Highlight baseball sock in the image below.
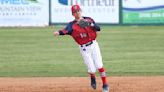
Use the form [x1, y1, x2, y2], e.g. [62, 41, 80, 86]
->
[89, 73, 96, 84]
[89, 73, 96, 78]
[98, 67, 107, 85]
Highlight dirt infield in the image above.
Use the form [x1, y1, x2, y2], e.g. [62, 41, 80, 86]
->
[0, 76, 164, 92]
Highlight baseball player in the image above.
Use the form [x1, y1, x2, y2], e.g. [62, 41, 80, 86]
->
[53, 5, 109, 92]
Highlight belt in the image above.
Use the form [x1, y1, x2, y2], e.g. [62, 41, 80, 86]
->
[81, 41, 93, 47]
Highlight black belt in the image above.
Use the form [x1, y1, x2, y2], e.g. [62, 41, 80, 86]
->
[81, 41, 93, 47]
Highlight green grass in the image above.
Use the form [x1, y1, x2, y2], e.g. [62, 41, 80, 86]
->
[0, 26, 164, 77]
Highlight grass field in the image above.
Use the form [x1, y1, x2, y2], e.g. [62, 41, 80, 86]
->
[0, 26, 164, 77]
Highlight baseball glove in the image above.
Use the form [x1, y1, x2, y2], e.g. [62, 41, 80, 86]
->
[78, 19, 91, 28]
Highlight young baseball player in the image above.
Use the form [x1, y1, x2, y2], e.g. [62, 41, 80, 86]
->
[53, 5, 109, 92]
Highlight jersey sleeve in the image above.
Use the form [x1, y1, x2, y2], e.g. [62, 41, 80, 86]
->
[84, 17, 101, 31]
[58, 22, 73, 35]
[90, 18, 101, 31]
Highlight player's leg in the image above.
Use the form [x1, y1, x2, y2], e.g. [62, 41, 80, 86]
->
[79, 46, 96, 73]
[79, 46, 97, 89]
[89, 73, 96, 89]
[91, 40, 109, 91]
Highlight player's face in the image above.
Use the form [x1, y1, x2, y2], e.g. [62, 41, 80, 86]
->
[72, 10, 82, 19]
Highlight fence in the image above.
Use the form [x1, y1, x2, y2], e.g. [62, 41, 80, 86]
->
[0, 0, 164, 27]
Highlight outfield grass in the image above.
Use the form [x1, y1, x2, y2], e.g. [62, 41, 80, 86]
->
[0, 26, 164, 77]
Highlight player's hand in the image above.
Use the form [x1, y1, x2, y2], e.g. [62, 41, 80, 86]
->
[85, 19, 94, 27]
[53, 31, 59, 36]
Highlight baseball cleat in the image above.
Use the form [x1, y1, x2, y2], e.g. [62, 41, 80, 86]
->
[91, 77, 96, 89]
[102, 84, 109, 92]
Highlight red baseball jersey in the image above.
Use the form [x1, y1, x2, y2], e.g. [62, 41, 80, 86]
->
[58, 17, 100, 45]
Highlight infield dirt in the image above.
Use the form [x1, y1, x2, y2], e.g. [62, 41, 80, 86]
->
[0, 77, 164, 92]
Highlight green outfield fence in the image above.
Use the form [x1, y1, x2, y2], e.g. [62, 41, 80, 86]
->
[0, 0, 164, 26]
[49, 0, 164, 25]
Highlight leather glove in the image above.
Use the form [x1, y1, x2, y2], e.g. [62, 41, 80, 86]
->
[78, 19, 91, 28]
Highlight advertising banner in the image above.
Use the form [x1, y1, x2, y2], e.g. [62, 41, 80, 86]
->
[51, 0, 119, 24]
[123, 0, 164, 24]
[0, 0, 49, 27]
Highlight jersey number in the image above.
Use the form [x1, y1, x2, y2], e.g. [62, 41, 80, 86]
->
[80, 33, 87, 38]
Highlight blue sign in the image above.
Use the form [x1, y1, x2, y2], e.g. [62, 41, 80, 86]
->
[58, 0, 68, 5]
[0, 0, 29, 5]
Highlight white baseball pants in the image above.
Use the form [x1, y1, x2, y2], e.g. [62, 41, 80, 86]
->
[79, 40, 103, 73]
